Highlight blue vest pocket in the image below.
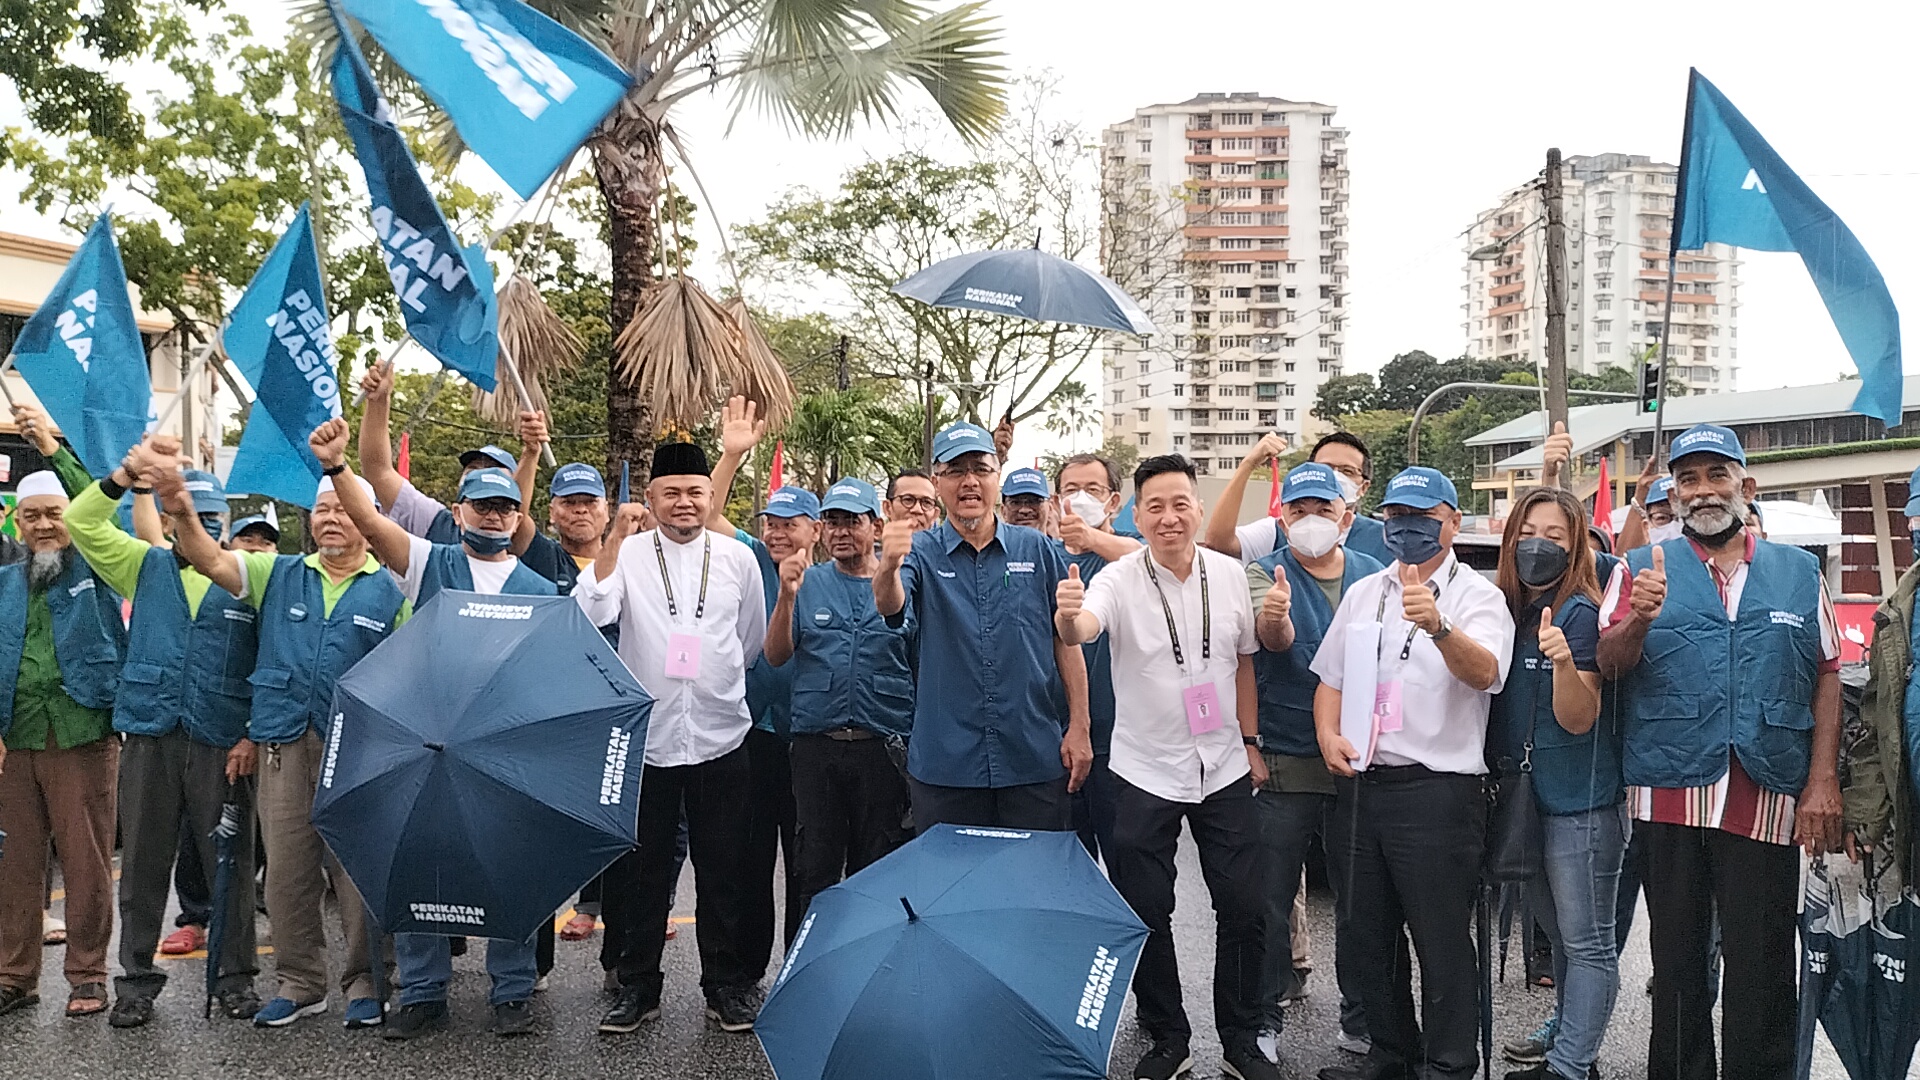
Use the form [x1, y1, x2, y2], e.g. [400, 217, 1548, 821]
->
[1761, 700, 1814, 730]
[120, 663, 165, 685]
[873, 674, 915, 703]
[249, 667, 293, 690]
[794, 669, 833, 692]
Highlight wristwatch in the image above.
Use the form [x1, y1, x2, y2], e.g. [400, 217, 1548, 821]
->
[1428, 615, 1454, 642]
[1242, 734, 1263, 749]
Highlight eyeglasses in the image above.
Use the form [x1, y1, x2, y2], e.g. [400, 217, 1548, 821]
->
[936, 462, 999, 479]
[465, 501, 518, 521]
[889, 495, 939, 509]
[1058, 485, 1110, 499]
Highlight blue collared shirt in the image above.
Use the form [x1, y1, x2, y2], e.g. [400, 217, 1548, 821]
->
[1052, 543, 1116, 756]
[888, 520, 1070, 787]
[789, 563, 915, 738]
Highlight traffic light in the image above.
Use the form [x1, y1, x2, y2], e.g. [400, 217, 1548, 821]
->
[1638, 362, 1662, 414]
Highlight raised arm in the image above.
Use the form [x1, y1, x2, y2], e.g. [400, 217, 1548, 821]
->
[1254, 564, 1296, 652]
[1597, 548, 1663, 679]
[874, 517, 912, 618]
[312, 418, 414, 575]
[509, 409, 545, 555]
[764, 553, 806, 666]
[706, 395, 768, 533]
[146, 448, 243, 597]
[1053, 564, 1101, 645]
[1204, 432, 1287, 557]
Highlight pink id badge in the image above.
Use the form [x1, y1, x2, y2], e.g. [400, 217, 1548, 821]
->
[665, 633, 703, 680]
[1182, 682, 1224, 736]
[1373, 680, 1404, 734]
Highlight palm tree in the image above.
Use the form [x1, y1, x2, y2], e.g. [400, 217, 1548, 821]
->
[298, 0, 1006, 479]
[1042, 378, 1098, 452]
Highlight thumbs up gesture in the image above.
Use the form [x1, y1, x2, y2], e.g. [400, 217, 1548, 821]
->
[1537, 606, 1573, 667]
[1056, 563, 1085, 617]
[1630, 544, 1668, 622]
[879, 517, 914, 570]
[1262, 567, 1292, 621]
[1400, 563, 1441, 635]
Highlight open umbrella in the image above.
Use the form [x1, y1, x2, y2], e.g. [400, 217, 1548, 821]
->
[892, 247, 1157, 337]
[202, 793, 243, 1020]
[312, 592, 651, 943]
[1796, 849, 1920, 1080]
[757, 825, 1149, 1080]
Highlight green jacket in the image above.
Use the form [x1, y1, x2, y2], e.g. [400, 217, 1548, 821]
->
[1851, 564, 1918, 878]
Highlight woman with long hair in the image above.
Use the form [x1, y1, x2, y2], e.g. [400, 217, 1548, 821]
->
[1488, 487, 1626, 1080]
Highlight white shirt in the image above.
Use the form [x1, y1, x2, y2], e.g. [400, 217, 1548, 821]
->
[1082, 544, 1259, 802]
[573, 528, 767, 767]
[1309, 552, 1515, 775]
[392, 534, 518, 603]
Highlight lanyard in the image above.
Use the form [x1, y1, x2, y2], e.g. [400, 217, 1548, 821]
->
[654, 531, 711, 620]
[1376, 561, 1460, 663]
[1143, 550, 1209, 670]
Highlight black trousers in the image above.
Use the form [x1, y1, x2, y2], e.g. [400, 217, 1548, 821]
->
[1105, 775, 1266, 1044]
[790, 734, 910, 921]
[908, 775, 1071, 831]
[1328, 767, 1485, 1080]
[741, 728, 800, 982]
[602, 743, 754, 997]
[1643, 822, 1798, 1080]
[1071, 753, 1118, 861]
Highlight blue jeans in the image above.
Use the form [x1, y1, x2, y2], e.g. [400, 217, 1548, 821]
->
[1531, 803, 1627, 1080]
[393, 932, 538, 1007]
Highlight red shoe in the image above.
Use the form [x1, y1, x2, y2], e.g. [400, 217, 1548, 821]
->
[665, 920, 678, 941]
[560, 913, 598, 941]
[159, 925, 206, 955]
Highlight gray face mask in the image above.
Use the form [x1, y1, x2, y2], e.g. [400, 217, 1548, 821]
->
[1648, 521, 1683, 544]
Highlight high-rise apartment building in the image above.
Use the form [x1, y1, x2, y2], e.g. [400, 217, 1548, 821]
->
[1099, 92, 1350, 475]
[1461, 152, 1741, 396]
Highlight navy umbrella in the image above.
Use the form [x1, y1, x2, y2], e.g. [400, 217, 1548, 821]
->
[312, 592, 650, 942]
[892, 247, 1157, 337]
[757, 825, 1149, 1080]
[203, 794, 243, 1020]
[1796, 850, 1920, 1080]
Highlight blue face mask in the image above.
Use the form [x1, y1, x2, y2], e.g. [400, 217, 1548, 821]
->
[462, 527, 513, 556]
[198, 513, 225, 541]
[1383, 513, 1445, 565]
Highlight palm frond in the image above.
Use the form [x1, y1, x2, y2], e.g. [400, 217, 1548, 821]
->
[722, 297, 796, 430]
[613, 277, 748, 433]
[474, 274, 587, 424]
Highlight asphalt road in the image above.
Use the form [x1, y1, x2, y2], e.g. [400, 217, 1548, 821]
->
[0, 835, 1902, 1080]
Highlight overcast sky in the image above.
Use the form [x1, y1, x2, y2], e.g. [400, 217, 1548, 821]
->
[4, 0, 1913, 406]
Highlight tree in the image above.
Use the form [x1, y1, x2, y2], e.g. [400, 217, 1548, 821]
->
[0, 0, 187, 163]
[1312, 373, 1377, 422]
[299, 0, 1010, 482]
[1042, 380, 1099, 451]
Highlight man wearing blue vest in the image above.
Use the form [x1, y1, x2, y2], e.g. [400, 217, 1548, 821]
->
[1596, 423, 1842, 1080]
[1246, 463, 1383, 1062]
[142, 435, 411, 1032]
[0, 467, 126, 1021]
[65, 456, 264, 1028]
[764, 478, 915, 920]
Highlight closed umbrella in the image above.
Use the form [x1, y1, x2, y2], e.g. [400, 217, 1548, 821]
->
[1796, 849, 1920, 1080]
[892, 247, 1157, 337]
[202, 793, 244, 1019]
[311, 592, 651, 943]
[757, 825, 1149, 1080]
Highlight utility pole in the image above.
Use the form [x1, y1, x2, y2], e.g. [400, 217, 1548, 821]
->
[831, 334, 850, 480]
[1542, 148, 1571, 490]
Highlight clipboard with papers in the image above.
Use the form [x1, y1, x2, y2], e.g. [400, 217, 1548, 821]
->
[1338, 621, 1382, 771]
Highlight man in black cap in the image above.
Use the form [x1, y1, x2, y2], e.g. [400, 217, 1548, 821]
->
[574, 439, 768, 1037]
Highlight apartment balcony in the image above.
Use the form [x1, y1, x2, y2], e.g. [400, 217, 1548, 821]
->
[1320, 156, 1341, 170]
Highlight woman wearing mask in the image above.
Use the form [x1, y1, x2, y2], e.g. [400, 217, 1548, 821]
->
[1489, 488, 1624, 1080]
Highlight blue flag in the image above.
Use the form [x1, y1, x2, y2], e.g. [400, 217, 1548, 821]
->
[339, 0, 632, 199]
[224, 206, 344, 508]
[1675, 69, 1903, 425]
[330, 7, 499, 391]
[9, 212, 152, 476]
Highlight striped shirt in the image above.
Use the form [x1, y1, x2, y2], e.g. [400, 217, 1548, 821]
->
[1599, 531, 1839, 846]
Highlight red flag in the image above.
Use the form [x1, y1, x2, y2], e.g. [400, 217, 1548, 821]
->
[396, 431, 411, 480]
[1267, 459, 1282, 517]
[767, 439, 784, 494]
[1594, 456, 1613, 541]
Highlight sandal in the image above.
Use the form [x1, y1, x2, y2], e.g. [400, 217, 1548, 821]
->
[0, 985, 40, 1016]
[67, 982, 108, 1017]
[560, 913, 598, 941]
[43, 914, 67, 947]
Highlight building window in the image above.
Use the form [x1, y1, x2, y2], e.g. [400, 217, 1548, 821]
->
[1137, 383, 1150, 400]
[1173, 285, 1186, 298]
[1136, 432, 1150, 446]
[1171, 409, 1186, 421]
[1138, 360, 1151, 375]
[1173, 434, 1186, 446]
[1111, 389, 1124, 404]
[1596, 296, 1612, 311]
[1596, 320, 1612, 333]
[1258, 409, 1276, 425]
[1136, 409, 1150, 422]
[1194, 459, 1211, 476]
[1173, 384, 1185, 397]
[1138, 140, 1151, 152]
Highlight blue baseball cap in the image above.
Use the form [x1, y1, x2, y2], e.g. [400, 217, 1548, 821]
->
[1906, 466, 1920, 517]
[1645, 476, 1674, 507]
[232, 514, 279, 542]
[457, 467, 523, 505]
[932, 422, 997, 464]
[179, 469, 228, 515]
[821, 478, 883, 516]
[1667, 423, 1745, 467]
[549, 462, 606, 499]
[1379, 466, 1459, 510]
[1281, 463, 1344, 505]
[759, 486, 821, 519]
[459, 444, 517, 472]
[1002, 468, 1049, 499]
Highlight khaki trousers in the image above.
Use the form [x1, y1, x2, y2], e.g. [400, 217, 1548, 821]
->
[257, 729, 375, 1003]
[0, 736, 118, 991]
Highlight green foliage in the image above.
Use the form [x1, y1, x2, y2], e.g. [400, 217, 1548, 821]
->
[1311, 373, 1377, 423]
[0, 0, 184, 163]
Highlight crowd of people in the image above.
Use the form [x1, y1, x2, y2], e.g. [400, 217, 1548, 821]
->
[0, 369, 1907, 1080]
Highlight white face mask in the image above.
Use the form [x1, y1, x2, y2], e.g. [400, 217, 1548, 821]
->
[1335, 474, 1361, 504]
[1286, 514, 1341, 559]
[1648, 521, 1684, 544]
[1065, 491, 1108, 529]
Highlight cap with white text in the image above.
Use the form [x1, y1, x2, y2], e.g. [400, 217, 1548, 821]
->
[1378, 466, 1459, 511]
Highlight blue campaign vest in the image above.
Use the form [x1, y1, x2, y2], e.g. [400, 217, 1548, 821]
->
[425, 507, 461, 545]
[1620, 537, 1823, 794]
[1251, 544, 1384, 756]
[789, 563, 915, 738]
[414, 543, 556, 610]
[0, 554, 127, 723]
[1487, 595, 1622, 815]
[114, 547, 260, 747]
[249, 557, 407, 743]
[1344, 515, 1393, 567]
[741, 534, 794, 738]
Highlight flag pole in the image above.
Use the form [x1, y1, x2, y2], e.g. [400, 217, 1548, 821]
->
[1653, 69, 1701, 471]
[0, 354, 17, 408]
[499, 345, 556, 467]
[151, 342, 215, 433]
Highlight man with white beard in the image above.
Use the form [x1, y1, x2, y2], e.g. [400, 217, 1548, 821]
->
[1596, 423, 1842, 1080]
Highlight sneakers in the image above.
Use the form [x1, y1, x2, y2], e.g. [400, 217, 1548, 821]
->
[253, 996, 328, 1027]
[107, 996, 155, 1029]
[598, 986, 660, 1034]
[1333, 1029, 1372, 1056]
[1502, 1065, 1592, 1080]
[491, 1000, 534, 1037]
[159, 925, 206, 956]
[1503, 1015, 1559, 1064]
[381, 1000, 449, 1040]
[1222, 1035, 1283, 1080]
[1255, 1028, 1280, 1064]
[215, 985, 263, 1020]
[704, 985, 758, 1032]
[532, 975, 550, 993]
[1133, 1039, 1193, 1080]
[343, 998, 384, 1028]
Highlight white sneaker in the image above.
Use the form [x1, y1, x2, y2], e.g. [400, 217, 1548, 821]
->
[42, 913, 66, 946]
[1255, 1028, 1280, 1064]
[533, 975, 550, 993]
[1335, 1030, 1371, 1055]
